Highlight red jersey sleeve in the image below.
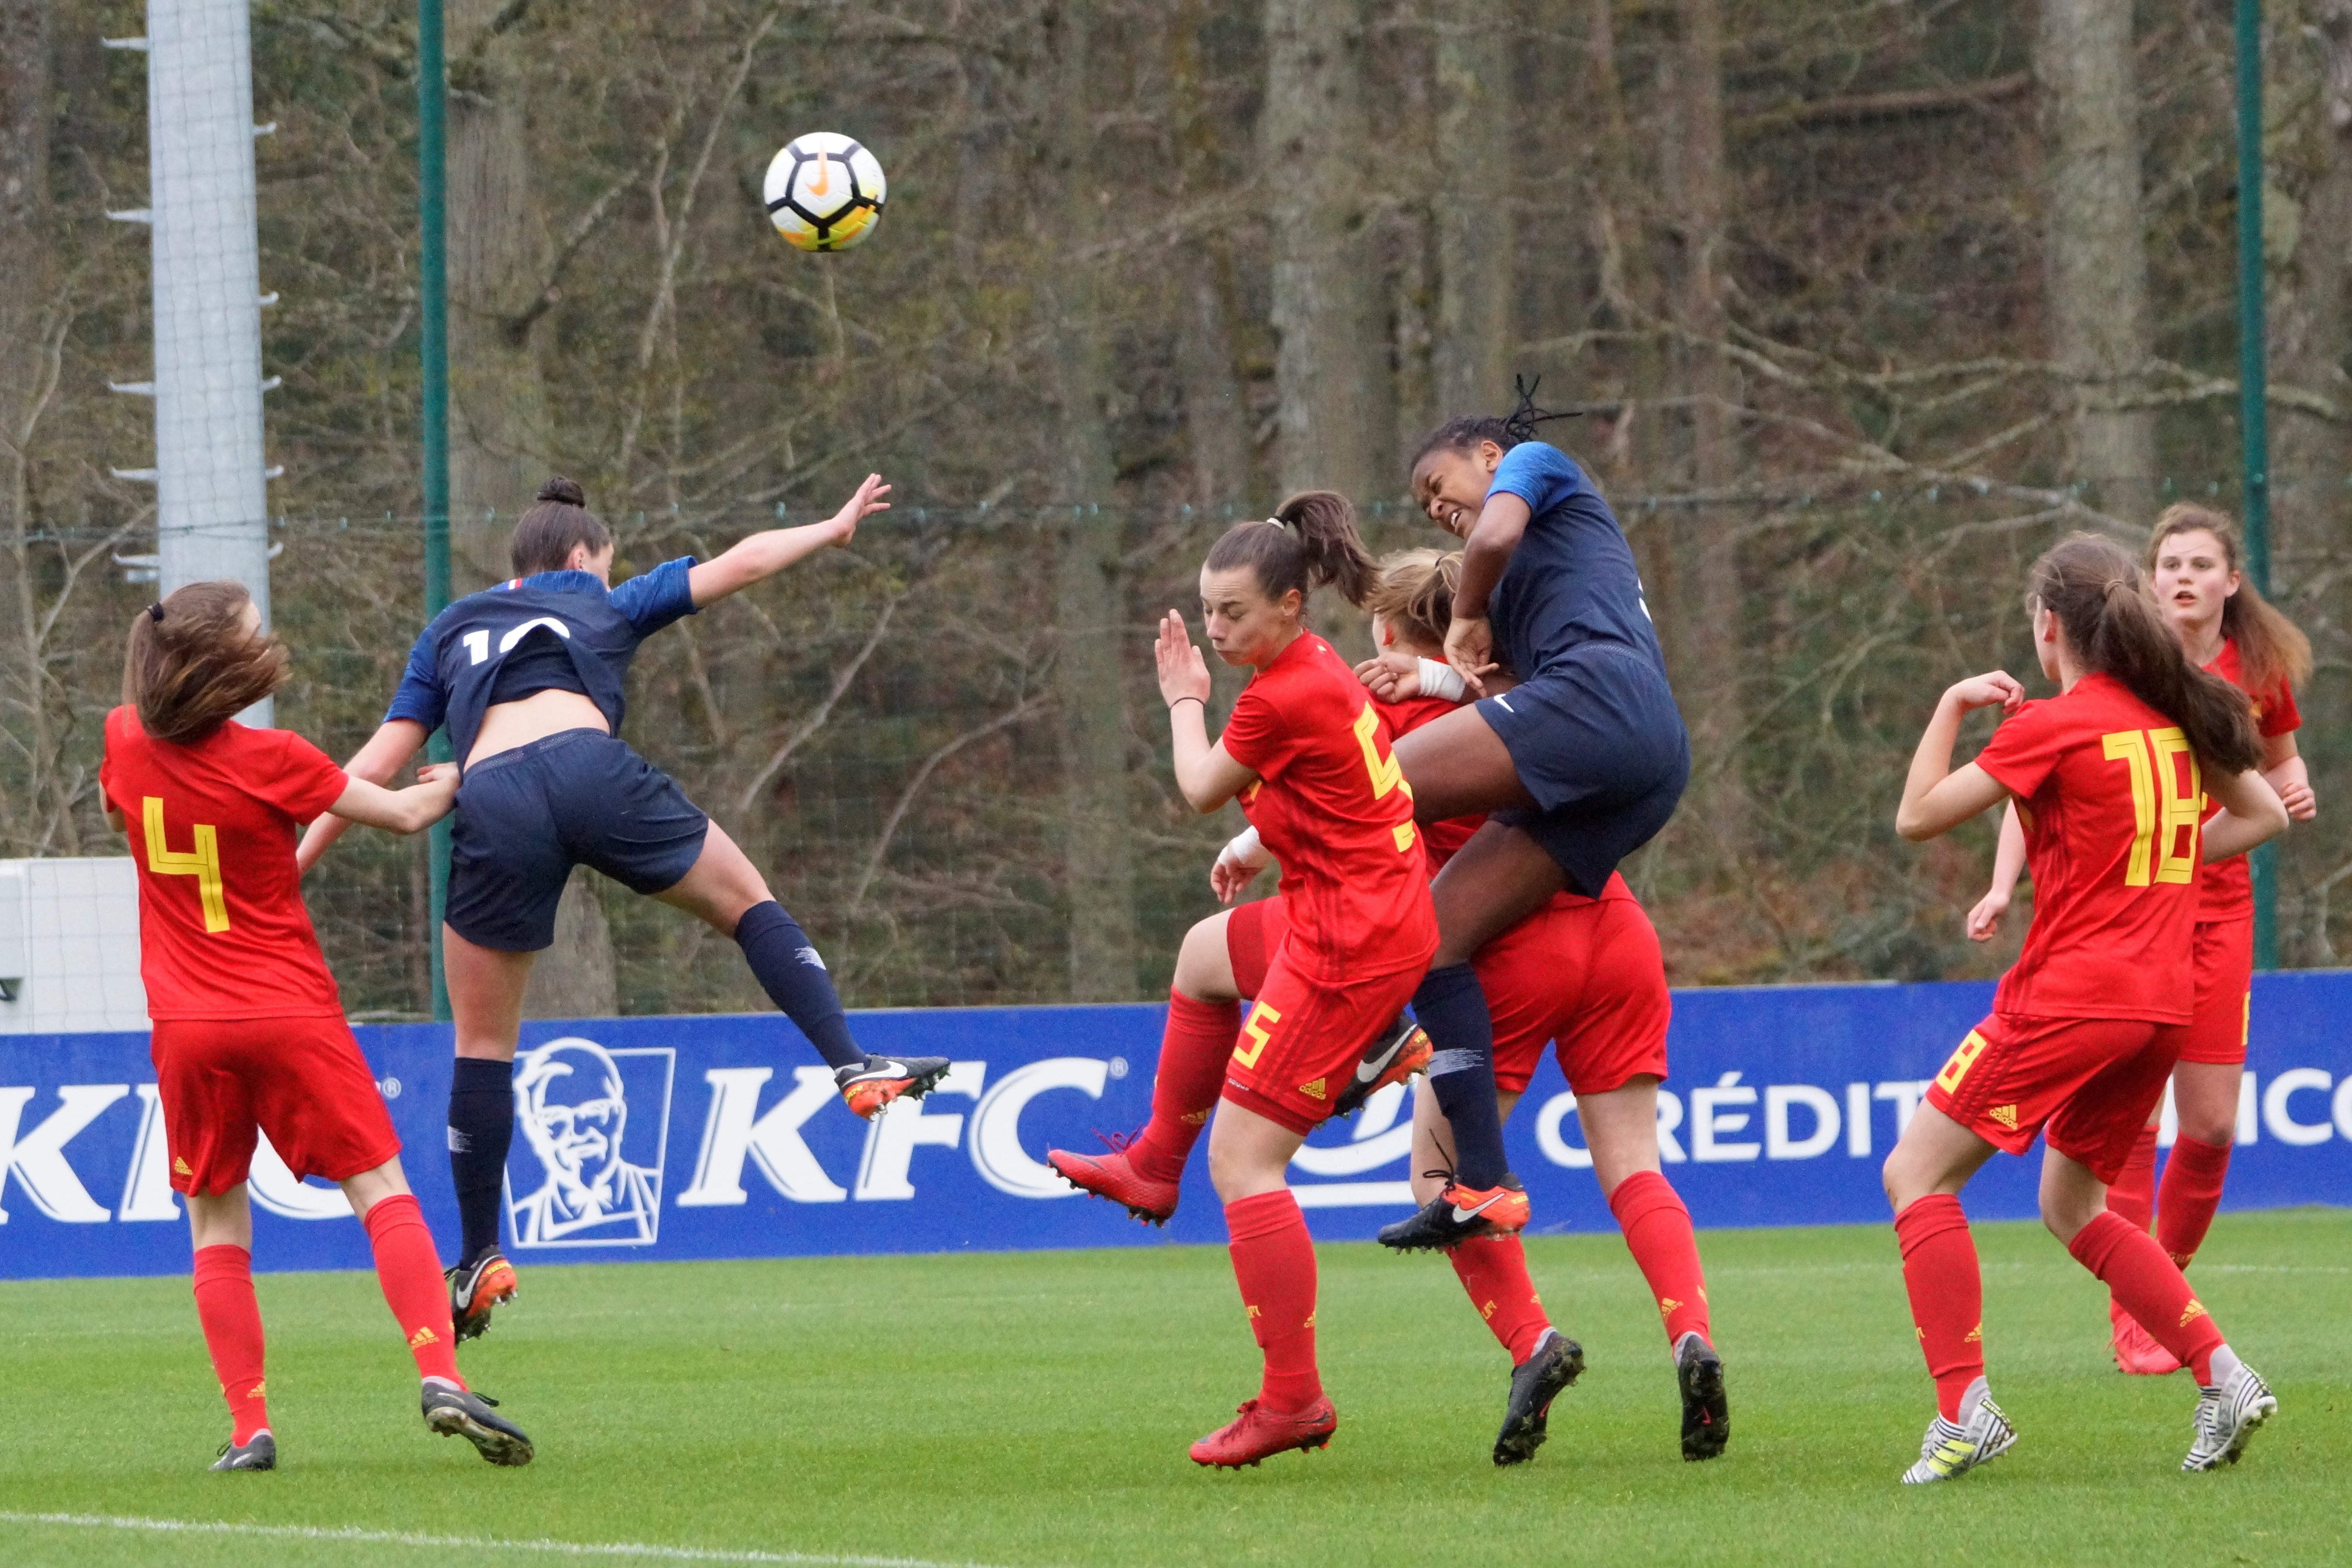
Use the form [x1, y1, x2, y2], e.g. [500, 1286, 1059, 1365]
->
[1972, 700, 2069, 803]
[99, 706, 128, 814]
[248, 728, 350, 822]
[2254, 676, 2300, 738]
[1218, 681, 1290, 776]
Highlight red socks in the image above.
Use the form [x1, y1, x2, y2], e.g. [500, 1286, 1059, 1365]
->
[363, 1193, 466, 1387]
[2105, 1124, 2157, 1232]
[2156, 1136, 2231, 1270]
[2068, 1209, 2225, 1382]
[192, 1245, 270, 1443]
[1224, 1190, 1321, 1412]
[1127, 992, 1239, 1184]
[1448, 1235, 1553, 1364]
[1608, 1170, 1711, 1348]
[1893, 1194, 1984, 1422]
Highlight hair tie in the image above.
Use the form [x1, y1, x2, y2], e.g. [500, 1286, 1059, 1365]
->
[147, 602, 165, 623]
[1265, 515, 1291, 533]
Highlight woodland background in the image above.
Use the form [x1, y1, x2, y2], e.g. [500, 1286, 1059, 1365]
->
[9, 0, 2352, 1020]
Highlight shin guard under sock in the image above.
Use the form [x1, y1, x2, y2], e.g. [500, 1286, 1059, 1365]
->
[1609, 1170, 1712, 1347]
[1414, 963, 1508, 1190]
[2068, 1210, 2225, 1382]
[192, 1245, 270, 1443]
[2155, 1136, 2232, 1270]
[363, 1193, 464, 1387]
[1894, 1194, 1984, 1422]
[1448, 1234, 1552, 1364]
[735, 900, 861, 1070]
[2105, 1124, 2158, 1233]
[1128, 991, 1241, 1184]
[448, 1056, 515, 1266]
[1225, 1190, 1322, 1412]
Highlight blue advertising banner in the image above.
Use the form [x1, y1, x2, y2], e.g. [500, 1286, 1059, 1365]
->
[2, 975, 2348, 1278]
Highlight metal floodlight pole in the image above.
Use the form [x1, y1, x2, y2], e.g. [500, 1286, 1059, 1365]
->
[419, 0, 454, 1022]
[2235, 0, 2279, 971]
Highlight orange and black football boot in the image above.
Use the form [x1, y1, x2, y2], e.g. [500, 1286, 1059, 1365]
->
[1376, 1173, 1531, 1251]
[835, 1055, 952, 1119]
[447, 1249, 518, 1342]
[1330, 1014, 1433, 1120]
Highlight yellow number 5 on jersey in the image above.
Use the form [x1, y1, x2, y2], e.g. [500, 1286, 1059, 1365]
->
[143, 797, 229, 932]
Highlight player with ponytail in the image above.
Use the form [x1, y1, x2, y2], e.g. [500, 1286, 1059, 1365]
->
[1887, 533, 2287, 1484]
[297, 473, 945, 1341]
[1359, 380, 1688, 1256]
[1109, 492, 1436, 1468]
[1967, 506, 2315, 1375]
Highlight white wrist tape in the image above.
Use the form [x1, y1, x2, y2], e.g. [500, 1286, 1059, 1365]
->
[1222, 825, 1265, 865]
[1417, 657, 1468, 703]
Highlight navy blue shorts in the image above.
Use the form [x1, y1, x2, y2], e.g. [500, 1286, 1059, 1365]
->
[445, 729, 710, 952]
[1476, 642, 1690, 897]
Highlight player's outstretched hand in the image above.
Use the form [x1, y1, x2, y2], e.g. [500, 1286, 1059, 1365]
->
[1944, 671, 2024, 716]
[1157, 610, 1211, 710]
[1355, 650, 1421, 702]
[825, 473, 891, 545]
[1443, 614, 1499, 697]
[1964, 888, 2008, 943]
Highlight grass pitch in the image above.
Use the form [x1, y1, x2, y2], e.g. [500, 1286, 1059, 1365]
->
[1, 1210, 2345, 1568]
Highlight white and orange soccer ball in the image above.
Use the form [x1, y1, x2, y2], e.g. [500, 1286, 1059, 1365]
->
[763, 133, 886, 253]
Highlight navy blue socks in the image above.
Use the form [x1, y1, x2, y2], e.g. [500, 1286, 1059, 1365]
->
[448, 1056, 515, 1265]
[1414, 962, 1510, 1191]
[735, 900, 862, 1070]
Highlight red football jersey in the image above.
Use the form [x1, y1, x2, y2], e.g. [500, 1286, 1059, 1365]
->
[1974, 672, 2201, 1023]
[1374, 691, 1630, 907]
[1221, 634, 1436, 982]
[2195, 637, 2298, 922]
[99, 707, 351, 1020]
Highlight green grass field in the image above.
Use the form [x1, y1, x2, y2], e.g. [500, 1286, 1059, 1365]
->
[1, 1211, 2345, 1568]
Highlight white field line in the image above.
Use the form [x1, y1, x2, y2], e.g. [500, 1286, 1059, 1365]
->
[0, 1512, 1040, 1568]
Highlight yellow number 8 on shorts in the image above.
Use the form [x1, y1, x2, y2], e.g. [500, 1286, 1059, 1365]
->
[1935, 1029, 1990, 1095]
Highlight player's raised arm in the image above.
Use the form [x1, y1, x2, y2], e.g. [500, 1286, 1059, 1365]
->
[686, 473, 890, 607]
[1895, 672, 2023, 841]
[1158, 610, 1257, 813]
[296, 718, 430, 874]
[325, 761, 460, 837]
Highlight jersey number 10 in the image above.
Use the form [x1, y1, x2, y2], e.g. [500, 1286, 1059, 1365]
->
[2101, 726, 2200, 889]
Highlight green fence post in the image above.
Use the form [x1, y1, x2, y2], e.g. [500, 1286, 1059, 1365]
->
[419, 0, 453, 1021]
[2236, 0, 2279, 971]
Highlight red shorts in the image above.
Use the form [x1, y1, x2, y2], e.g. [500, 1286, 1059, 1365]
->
[151, 1014, 402, 1197]
[1478, 898, 1670, 1095]
[2178, 916, 2254, 1067]
[1227, 893, 1668, 1099]
[1923, 1012, 2186, 1184]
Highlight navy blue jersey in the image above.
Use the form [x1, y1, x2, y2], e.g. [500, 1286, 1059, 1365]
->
[1483, 443, 1666, 682]
[385, 559, 698, 763]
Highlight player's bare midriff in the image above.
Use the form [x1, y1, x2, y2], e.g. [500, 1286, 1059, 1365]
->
[467, 687, 609, 769]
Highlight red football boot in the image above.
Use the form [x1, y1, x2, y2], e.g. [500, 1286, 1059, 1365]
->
[1047, 1145, 1180, 1226]
[2111, 1306, 2183, 1376]
[1189, 1397, 1338, 1468]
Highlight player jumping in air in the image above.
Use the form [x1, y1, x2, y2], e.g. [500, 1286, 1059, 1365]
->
[1968, 506, 2314, 1377]
[1051, 548, 1724, 1465]
[102, 582, 532, 1471]
[1889, 534, 2286, 1483]
[1370, 384, 1691, 1251]
[1145, 497, 1438, 1468]
[298, 475, 947, 1339]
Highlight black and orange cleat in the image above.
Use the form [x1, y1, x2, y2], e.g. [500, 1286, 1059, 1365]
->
[1676, 1331, 1729, 1461]
[1330, 1014, 1433, 1121]
[447, 1249, 518, 1343]
[1189, 1397, 1338, 1468]
[835, 1055, 952, 1120]
[1493, 1328, 1585, 1466]
[1376, 1174, 1531, 1252]
[1047, 1142, 1180, 1226]
[423, 1383, 534, 1467]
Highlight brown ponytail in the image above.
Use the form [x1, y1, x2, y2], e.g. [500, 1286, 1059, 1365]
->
[1202, 489, 1378, 608]
[2144, 503, 2312, 697]
[1363, 548, 1461, 654]
[509, 476, 612, 576]
[2028, 534, 2262, 776]
[121, 581, 290, 743]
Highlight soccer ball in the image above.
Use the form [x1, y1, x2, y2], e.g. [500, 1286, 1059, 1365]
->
[763, 133, 886, 253]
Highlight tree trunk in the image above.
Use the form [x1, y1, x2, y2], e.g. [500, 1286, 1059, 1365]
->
[0, 0, 55, 852]
[2037, 0, 2155, 518]
[1663, 0, 1747, 859]
[1046, 2, 1139, 1002]
[1171, 0, 1256, 512]
[520, 868, 620, 1018]
[1264, 0, 1392, 501]
[1433, 15, 1512, 417]
[2269, 2, 2352, 961]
